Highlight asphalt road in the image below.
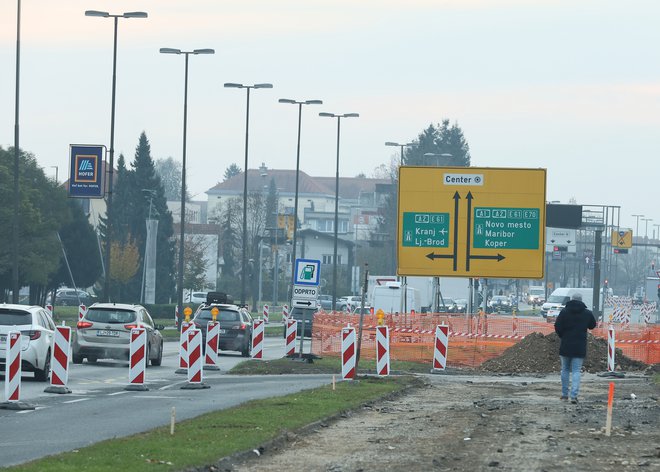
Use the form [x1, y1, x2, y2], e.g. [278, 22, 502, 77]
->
[0, 338, 329, 467]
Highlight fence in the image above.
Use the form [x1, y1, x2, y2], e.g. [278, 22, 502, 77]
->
[311, 311, 660, 368]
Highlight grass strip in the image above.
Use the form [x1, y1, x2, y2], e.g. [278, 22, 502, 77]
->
[229, 355, 431, 375]
[6, 376, 414, 472]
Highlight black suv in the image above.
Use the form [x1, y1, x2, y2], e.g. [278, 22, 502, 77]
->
[283, 307, 315, 338]
[191, 292, 253, 357]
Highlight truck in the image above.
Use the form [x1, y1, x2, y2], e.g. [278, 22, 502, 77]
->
[368, 276, 470, 313]
[371, 282, 420, 314]
[541, 287, 593, 322]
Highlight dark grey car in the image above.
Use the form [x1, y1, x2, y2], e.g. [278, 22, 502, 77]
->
[192, 305, 253, 357]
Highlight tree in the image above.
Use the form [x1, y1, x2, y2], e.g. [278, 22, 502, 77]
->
[218, 198, 240, 296]
[110, 238, 140, 301]
[154, 157, 182, 201]
[181, 234, 213, 291]
[223, 163, 242, 182]
[265, 178, 278, 228]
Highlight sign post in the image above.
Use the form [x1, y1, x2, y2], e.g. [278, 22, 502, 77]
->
[292, 258, 321, 358]
[398, 167, 546, 278]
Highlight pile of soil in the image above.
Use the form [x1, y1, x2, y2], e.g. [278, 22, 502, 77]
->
[480, 332, 648, 373]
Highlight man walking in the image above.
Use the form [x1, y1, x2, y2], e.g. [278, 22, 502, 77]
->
[554, 292, 596, 403]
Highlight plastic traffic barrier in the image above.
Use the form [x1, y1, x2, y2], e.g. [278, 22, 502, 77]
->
[0, 331, 34, 410]
[44, 326, 72, 394]
[181, 329, 209, 389]
[204, 321, 220, 370]
[285, 319, 298, 356]
[125, 328, 148, 391]
[608, 325, 616, 372]
[376, 325, 390, 376]
[341, 326, 356, 380]
[252, 319, 265, 359]
[282, 304, 289, 320]
[263, 304, 270, 324]
[432, 324, 449, 372]
[176, 321, 191, 374]
[78, 304, 86, 321]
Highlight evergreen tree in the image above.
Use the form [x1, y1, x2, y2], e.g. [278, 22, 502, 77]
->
[265, 178, 278, 228]
[223, 163, 242, 182]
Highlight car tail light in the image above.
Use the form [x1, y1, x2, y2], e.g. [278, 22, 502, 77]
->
[77, 321, 93, 329]
[124, 324, 138, 330]
[239, 323, 246, 330]
[20, 330, 41, 340]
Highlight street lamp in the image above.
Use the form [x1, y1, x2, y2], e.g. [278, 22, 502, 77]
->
[160, 47, 214, 324]
[319, 112, 359, 311]
[224, 82, 273, 308]
[642, 218, 653, 277]
[86, 9, 148, 302]
[50, 166, 58, 184]
[423, 152, 453, 166]
[385, 141, 414, 165]
[11, 0, 22, 303]
[278, 98, 323, 295]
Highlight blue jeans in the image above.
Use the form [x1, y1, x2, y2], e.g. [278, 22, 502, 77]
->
[560, 356, 584, 399]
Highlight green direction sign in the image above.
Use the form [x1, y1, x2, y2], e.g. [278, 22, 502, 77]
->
[473, 207, 540, 250]
[402, 212, 450, 248]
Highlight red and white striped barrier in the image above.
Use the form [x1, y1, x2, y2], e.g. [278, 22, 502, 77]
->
[432, 324, 449, 372]
[4, 332, 21, 402]
[252, 319, 264, 359]
[176, 321, 191, 373]
[187, 329, 203, 383]
[282, 304, 289, 320]
[45, 304, 53, 317]
[608, 325, 615, 372]
[263, 305, 269, 324]
[285, 319, 298, 356]
[341, 326, 357, 380]
[205, 321, 220, 370]
[45, 326, 72, 394]
[78, 304, 86, 321]
[126, 328, 148, 391]
[376, 325, 390, 376]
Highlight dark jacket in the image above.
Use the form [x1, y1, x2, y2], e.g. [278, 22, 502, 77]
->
[554, 300, 596, 358]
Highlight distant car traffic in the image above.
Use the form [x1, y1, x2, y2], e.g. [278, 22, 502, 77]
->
[437, 298, 458, 313]
[0, 304, 55, 381]
[339, 296, 362, 312]
[352, 305, 373, 315]
[192, 292, 252, 357]
[50, 288, 95, 306]
[72, 303, 164, 365]
[454, 299, 468, 313]
[487, 295, 513, 313]
[283, 307, 315, 337]
[186, 291, 209, 304]
[318, 295, 333, 310]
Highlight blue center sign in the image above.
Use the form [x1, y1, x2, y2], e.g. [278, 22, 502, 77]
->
[68, 144, 105, 198]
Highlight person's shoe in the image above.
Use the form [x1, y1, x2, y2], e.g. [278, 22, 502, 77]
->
[560, 396, 568, 401]
[570, 397, 578, 404]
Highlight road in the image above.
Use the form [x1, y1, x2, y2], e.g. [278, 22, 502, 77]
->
[0, 337, 329, 467]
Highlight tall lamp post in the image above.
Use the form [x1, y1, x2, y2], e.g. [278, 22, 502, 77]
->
[642, 217, 653, 279]
[224, 82, 273, 308]
[319, 112, 359, 311]
[278, 98, 323, 295]
[86, 10, 148, 302]
[11, 0, 22, 303]
[160, 47, 214, 324]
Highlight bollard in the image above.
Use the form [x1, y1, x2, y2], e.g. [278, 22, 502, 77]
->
[285, 319, 298, 356]
[45, 304, 53, 317]
[44, 326, 72, 394]
[608, 325, 616, 372]
[376, 325, 390, 376]
[282, 304, 289, 321]
[78, 304, 87, 321]
[263, 304, 270, 324]
[431, 324, 449, 373]
[204, 320, 220, 371]
[0, 331, 35, 410]
[181, 329, 209, 389]
[341, 326, 357, 380]
[125, 328, 149, 391]
[252, 319, 265, 359]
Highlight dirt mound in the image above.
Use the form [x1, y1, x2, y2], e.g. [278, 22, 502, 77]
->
[480, 332, 647, 373]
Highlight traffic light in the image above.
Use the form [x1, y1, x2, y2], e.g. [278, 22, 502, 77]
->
[554, 245, 568, 252]
[603, 279, 608, 289]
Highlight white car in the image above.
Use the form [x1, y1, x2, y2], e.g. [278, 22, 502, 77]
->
[339, 296, 362, 312]
[0, 304, 55, 381]
[186, 291, 209, 304]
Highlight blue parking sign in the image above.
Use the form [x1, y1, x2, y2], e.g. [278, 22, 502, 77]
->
[68, 145, 105, 198]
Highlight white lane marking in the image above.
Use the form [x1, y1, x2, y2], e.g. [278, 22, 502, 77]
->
[62, 398, 90, 404]
[159, 379, 188, 391]
[107, 391, 130, 396]
[131, 395, 178, 399]
[17, 406, 48, 414]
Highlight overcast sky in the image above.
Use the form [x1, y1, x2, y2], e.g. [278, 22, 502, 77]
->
[1, 0, 659, 236]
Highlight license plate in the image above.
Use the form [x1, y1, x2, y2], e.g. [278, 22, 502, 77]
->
[96, 330, 119, 337]
[218, 329, 226, 334]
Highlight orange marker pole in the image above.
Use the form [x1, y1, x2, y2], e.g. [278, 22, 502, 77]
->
[605, 382, 615, 436]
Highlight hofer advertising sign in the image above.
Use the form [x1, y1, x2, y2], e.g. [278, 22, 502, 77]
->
[68, 145, 105, 198]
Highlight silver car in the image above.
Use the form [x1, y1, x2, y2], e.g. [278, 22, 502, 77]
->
[72, 303, 164, 366]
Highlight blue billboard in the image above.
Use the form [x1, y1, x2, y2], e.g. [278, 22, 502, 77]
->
[68, 145, 105, 198]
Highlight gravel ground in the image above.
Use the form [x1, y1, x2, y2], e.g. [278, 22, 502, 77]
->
[227, 373, 659, 472]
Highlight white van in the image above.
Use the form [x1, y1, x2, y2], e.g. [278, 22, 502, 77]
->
[371, 282, 420, 314]
[541, 288, 593, 322]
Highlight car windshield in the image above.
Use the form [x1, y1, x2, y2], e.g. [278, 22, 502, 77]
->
[455, 299, 467, 305]
[86, 308, 137, 324]
[441, 299, 455, 305]
[547, 295, 570, 304]
[491, 296, 508, 302]
[197, 309, 240, 322]
[0, 309, 31, 326]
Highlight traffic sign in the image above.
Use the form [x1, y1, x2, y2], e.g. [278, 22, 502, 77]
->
[292, 299, 318, 309]
[611, 229, 632, 248]
[545, 228, 576, 253]
[294, 259, 321, 286]
[292, 285, 319, 300]
[397, 166, 546, 278]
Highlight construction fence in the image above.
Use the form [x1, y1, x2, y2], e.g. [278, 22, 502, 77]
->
[310, 311, 660, 368]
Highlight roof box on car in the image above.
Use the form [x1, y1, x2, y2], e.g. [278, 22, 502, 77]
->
[206, 291, 233, 304]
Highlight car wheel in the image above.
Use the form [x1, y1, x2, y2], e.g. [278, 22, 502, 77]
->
[145, 344, 152, 368]
[86, 355, 98, 363]
[151, 341, 163, 366]
[34, 350, 51, 382]
[241, 341, 250, 357]
[72, 353, 84, 364]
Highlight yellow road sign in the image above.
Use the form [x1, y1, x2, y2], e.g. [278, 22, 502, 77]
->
[611, 229, 632, 248]
[397, 166, 546, 278]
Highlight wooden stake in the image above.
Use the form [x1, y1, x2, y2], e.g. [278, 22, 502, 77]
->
[332, 374, 336, 391]
[170, 406, 176, 435]
[605, 382, 614, 436]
